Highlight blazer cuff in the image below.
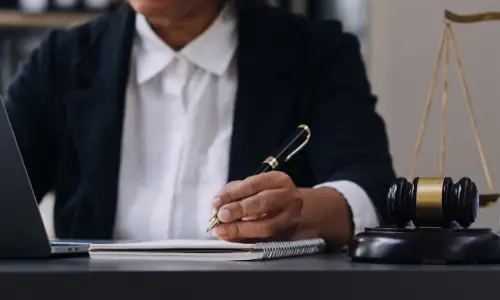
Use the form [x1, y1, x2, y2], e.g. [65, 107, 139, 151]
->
[314, 180, 379, 235]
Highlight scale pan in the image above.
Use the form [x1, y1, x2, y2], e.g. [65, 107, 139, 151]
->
[479, 193, 500, 207]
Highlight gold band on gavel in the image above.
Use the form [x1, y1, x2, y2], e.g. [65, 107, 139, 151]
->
[416, 178, 445, 226]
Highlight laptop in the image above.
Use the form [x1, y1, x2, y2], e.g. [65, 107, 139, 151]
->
[0, 95, 89, 258]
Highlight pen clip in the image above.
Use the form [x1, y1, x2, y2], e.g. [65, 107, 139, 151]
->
[285, 124, 311, 162]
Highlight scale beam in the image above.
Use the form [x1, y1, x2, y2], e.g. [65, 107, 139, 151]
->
[445, 10, 500, 23]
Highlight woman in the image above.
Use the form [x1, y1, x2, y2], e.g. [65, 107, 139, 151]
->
[5, 0, 395, 248]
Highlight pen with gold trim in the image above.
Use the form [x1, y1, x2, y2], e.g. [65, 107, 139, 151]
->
[206, 124, 312, 232]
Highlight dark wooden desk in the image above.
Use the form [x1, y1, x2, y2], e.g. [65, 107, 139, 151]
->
[0, 253, 497, 300]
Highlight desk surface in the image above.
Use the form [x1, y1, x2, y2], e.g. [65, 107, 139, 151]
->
[0, 254, 499, 300]
[2, 253, 500, 272]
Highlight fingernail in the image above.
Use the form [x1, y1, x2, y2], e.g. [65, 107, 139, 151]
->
[218, 209, 231, 222]
[214, 226, 226, 237]
[212, 197, 222, 207]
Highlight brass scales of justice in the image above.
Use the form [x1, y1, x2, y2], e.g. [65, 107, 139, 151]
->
[347, 10, 500, 264]
[409, 10, 500, 208]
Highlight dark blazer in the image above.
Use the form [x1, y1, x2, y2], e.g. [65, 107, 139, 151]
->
[5, 4, 396, 239]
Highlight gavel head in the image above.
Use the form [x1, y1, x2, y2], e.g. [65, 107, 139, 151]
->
[387, 177, 479, 228]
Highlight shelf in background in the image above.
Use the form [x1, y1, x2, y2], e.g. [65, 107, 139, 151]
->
[0, 10, 102, 29]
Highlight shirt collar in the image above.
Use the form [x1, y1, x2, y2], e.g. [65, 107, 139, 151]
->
[135, 4, 238, 84]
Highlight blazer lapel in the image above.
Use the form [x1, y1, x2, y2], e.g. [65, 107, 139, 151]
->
[64, 4, 136, 238]
[228, 9, 301, 181]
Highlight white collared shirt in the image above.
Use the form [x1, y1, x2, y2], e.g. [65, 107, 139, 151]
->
[113, 6, 379, 241]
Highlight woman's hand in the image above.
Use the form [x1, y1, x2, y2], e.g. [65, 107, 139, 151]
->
[211, 171, 354, 248]
[211, 171, 304, 242]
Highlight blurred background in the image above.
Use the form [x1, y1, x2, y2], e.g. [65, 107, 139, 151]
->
[1, 0, 500, 236]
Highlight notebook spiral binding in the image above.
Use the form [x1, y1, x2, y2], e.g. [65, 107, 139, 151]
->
[257, 238, 326, 260]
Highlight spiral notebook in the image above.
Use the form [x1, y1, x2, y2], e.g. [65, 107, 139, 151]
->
[89, 238, 326, 261]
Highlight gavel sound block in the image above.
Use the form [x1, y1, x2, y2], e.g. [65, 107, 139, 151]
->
[348, 177, 500, 264]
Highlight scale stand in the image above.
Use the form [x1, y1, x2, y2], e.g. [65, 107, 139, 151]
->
[348, 10, 500, 264]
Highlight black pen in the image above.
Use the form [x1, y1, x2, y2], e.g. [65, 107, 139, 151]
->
[206, 124, 312, 232]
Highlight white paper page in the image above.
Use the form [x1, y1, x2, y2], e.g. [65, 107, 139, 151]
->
[90, 239, 255, 251]
[89, 251, 265, 261]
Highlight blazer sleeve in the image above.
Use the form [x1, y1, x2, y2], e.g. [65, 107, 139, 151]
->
[4, 31, 61, 202]
[304, 22, 396, 224]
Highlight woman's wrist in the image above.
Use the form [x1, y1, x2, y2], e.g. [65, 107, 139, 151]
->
[295, 187, 353, 248]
